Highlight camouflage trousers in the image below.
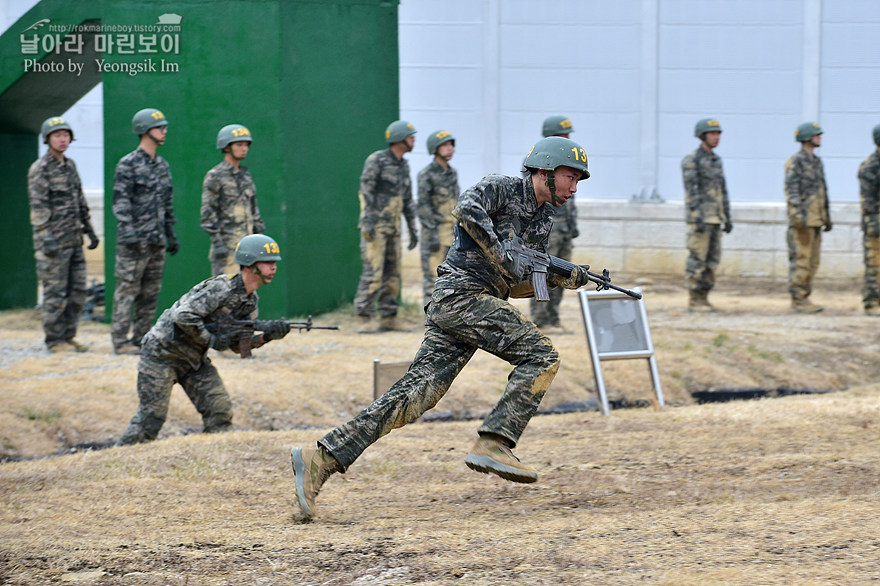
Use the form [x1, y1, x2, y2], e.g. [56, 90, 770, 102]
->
[117, 342, 232, 445]
[354, 229, 401, 318]
[530, 229, 574, 326]
[787, 226, 822, 301]
[111, 243, 165, 349]
[862, 231, 880, 307]
[320, 288, 560, 470]
[35, 246, 86, 347]
[420, 242, 450, 308]
[210, 233, 246, 277]
[685, 223, 722, 291]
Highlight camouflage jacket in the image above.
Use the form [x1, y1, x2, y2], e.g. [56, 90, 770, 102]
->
[27, 152, 93, 251]
[358, 148, 416, 235]
[436, 173, 555, 299]
[682, 146, 729, 225]
[784, 149, 829, 227]
[143, 272, 258, 370]
[200, 160, 264, 242]
[112, 147, 176, 245]
[858, 150, 880, 219]
[417, 160, 459, 236]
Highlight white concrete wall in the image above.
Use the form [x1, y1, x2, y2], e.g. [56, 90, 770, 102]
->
[570, 199, 864, 282]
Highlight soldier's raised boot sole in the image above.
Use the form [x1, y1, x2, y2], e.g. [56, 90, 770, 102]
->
[290, 446, 315, 520]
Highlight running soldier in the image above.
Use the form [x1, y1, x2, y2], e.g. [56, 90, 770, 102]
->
[682, 118, 732, 312]
[785, 122, 831, 313]
[111, 108, 179, 354]
[290, 137, 594, 520]
[354, 120, 419, 332]
[116, 234, 290, 445]
[201, 124, 265, 276]
[417, 130, 459, 307]
[858, 123, 880, 316]
[530, 115, 579, 331]
[28, 116, 99, 352]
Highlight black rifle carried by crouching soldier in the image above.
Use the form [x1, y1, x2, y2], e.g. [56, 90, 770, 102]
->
[502, 236, 641, 301]
[205, 314, 340, 358]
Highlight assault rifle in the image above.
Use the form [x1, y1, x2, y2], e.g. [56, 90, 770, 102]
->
[204, 315, 340, 358]
[502, 237, 642, 301]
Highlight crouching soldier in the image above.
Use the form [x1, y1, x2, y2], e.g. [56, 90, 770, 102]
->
[116, 234, 290, 445]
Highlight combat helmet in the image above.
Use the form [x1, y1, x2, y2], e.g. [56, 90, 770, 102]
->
[872, 123, 880, 146]
[217, 124, 253, 150]
[385, 120, 416, 144]
[542, 115, 574, 138]
[694, 118, 722, 138]
[132, 108, 168, 135]
[795, 122, 823, 142]
[426, 130, 455, 155]
[523, 136, 590, 180]
[234, 234, 282, 266]
[41, 116, 74, 144]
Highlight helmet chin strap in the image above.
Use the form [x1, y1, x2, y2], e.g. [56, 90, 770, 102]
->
[252, 263, 272, 284]
[545, 171, 564, 206]
[146, 127, 165, 145]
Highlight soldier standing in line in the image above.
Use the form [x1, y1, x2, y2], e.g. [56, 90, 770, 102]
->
[27, 116, 99, 352]
[110, 108, 179, 355]
[681, 118, 732, 312]
[530, 115, 579, 331]
[116, 234, 290, 445]
[785, 122, 831, 313]
[354, 120, 419, 333]
[289, 137, 595, 521]
[201, 124, 265, 277]
[417, 130, 459, 308]
[858, 123, 880, 316]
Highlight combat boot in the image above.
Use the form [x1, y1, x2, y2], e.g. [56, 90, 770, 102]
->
[67, 339, 89, 353]
[465, 434, 538, 484]
[290, 445, 342, 520]
[114, 343, 141, 355]
[791, 298, 823, 313]
[356, 315, 375, 334]
[865, 305, 880, 317]
[687, 290, 712, 313]
[378, 316, 404, 332]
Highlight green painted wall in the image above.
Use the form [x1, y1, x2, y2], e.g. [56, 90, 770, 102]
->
[102, 0, 400, 320]
[0, 135, 38, 309]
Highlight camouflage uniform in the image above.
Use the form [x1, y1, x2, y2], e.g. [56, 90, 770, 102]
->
[320, 173, 561, 469]
[784, 149, 830, 302]
[530, 199, 578, 326]
[117, 273, 259, 444]
[354, 148, 417, 318]
[417, 159, 459, 307]
[682, 146, 730, 292]
[27, 152, 94, 348]
[201, 160, 264, 276]
[858, 150, 880, 309]
[111, 147, 176, 350]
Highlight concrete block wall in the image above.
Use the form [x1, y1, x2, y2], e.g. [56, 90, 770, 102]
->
[572, 199, 864, 283]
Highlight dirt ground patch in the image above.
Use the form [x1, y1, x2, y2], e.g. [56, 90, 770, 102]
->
[1, 276, 879, 584]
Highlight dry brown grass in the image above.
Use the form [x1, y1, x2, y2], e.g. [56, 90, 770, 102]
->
[1, 275, 879, 584]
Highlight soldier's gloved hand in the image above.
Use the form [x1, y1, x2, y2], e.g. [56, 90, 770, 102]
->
[209, 332, 232, 351]
[42, 236, 60, 257]
[499, 250, 525, 281]
[558, 264, 592, 289]
[723, 222, 733, 234]
[166, 233, 180, 256]
[823, 221, 833, 232]
[261, 320, 291, 342]
[407, 227, 419, 251]
[253, 220, 265, 234]
[86, 230, 100, 250]
[694, 217, 705, 233]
